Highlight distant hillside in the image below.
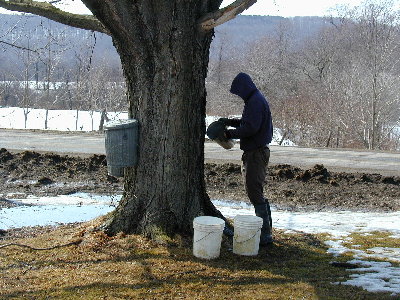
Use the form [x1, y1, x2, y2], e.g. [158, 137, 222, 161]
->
[0, 14, 118, 80]
[0, 14, 328, 78]
[211, 15, 329, 58]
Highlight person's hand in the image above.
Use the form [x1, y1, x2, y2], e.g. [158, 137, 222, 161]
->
[218, 129, 231, 141]
[224, 130, 232, 139]
[218, 130, 227, 141]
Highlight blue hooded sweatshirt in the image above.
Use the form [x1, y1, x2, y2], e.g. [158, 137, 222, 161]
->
[227, 73, 273, 152]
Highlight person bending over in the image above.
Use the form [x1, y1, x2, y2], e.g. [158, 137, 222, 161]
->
[220, 72, 274, 246]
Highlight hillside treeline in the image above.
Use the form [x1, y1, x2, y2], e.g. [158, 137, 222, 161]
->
[0, 1, 399, 151]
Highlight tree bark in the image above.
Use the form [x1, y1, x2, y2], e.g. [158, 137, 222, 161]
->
[82, 0, 225, 237]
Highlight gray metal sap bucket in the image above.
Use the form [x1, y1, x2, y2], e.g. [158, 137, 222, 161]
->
[104, 119, 139, 177]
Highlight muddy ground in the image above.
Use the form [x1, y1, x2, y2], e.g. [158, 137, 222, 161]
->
[0, 148, 399, 212]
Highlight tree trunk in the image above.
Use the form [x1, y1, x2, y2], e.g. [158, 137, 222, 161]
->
[85, 1, 224, 237]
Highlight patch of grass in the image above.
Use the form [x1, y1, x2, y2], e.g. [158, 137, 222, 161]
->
[344, 231, 400, 249]
[0, 220, 397, 299]
[341, 231, 400, 266]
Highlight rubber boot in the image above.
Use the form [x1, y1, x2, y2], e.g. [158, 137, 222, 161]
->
[266, 201, 272, 228]
[254, 203, 273, 246]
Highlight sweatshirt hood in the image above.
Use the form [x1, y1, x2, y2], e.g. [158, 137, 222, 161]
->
[230, 72, 257, 101]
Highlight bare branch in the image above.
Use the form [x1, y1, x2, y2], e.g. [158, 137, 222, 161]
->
[0, 0, 109, 34]
[0, 240, 81, 250]
[0, 39, 39, 52]
[198, 0, 257, 31]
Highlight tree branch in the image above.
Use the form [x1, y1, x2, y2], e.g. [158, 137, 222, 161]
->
[0, 0, 109, 34]
[0, 240, 81, 251]
[198, 0, 257, 31]
[0, 39, 38, 52]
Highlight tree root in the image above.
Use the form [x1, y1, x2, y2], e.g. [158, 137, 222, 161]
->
[0, 240, 81, 251]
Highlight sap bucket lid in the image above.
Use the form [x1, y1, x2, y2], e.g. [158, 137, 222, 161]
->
[104, 119, 138, 130]
[206, 121, 234, 150]
[234, 215, 263, 227]
[193, 216, 225, 229]
[206, 120, 225, 140]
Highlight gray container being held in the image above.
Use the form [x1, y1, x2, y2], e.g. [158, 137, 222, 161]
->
[104, 119, 139, 177]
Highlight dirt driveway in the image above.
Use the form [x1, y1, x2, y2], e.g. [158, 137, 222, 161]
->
[1, 148, 399, 212]
[1, 129, 400, 176]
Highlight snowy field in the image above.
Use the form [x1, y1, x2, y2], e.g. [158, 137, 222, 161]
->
[0, 106, 129, 132]
[0, 106, 296, 146]
[0, 106, 398, 296]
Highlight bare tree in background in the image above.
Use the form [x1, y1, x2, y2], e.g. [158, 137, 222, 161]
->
[206, 30, 244, 116]
[18, 37, 37, 128]
[319, 0, 400, 150]
[244, 19, 302, 145]
[233, 1, 400, 150]
[352, 1, 400, 149]
[254, 0, 400, 150]
[39, 20, 70, 129]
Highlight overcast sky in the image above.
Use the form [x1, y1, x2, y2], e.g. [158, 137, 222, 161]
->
[0, 0, 381, 17]
[222, 0, 366, 17]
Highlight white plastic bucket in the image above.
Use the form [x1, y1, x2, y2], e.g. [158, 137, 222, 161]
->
[233, 215, 263, 256]
[193, 216, 225, 259]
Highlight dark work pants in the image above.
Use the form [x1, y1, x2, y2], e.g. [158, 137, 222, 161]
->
[241, 147, 272, 225]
